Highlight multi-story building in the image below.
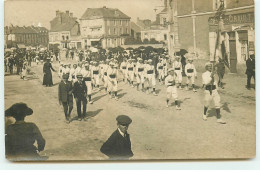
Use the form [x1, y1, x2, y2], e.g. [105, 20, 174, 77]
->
[168, 0, 254, 73]
[137, 6, 169, 45]
[4, 25, 49, 48]
[80, 6, 131, 49]
[49, 10, 81, 49]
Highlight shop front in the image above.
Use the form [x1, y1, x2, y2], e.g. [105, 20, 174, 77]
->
[208, 11, 254, 73]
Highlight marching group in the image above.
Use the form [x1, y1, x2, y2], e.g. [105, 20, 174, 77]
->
[53, 49, 228, 125]
[7, 47, 256, 160]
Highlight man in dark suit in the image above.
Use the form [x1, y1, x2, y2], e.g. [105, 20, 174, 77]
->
[58, 74, 73, 123]
[73, 73, 88, 121]
[246, 54, 255, 90]
[100, 115, 133, 160]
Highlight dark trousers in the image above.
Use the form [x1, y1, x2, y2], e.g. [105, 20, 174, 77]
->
[9, 66, 13, 74]
[247, 73, 255, 88]
[76, 98, 87, 118]
[62, 101, 73, 119]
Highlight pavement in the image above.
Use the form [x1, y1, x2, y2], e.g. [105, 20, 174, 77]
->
[4, 59, 256, 160]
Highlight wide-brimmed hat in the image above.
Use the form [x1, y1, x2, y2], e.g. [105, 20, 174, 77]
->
[5, 103, 33, 118]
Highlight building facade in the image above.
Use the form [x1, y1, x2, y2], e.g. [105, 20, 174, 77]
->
[137, 8, 169, 45]
[4, 25, 49, 48]
[49, 10, 81, 49]
[168, 0, 254, 72]
[80, 6, 131, 49]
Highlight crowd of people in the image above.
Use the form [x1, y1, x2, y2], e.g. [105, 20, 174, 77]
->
[4, 46, 255, 160]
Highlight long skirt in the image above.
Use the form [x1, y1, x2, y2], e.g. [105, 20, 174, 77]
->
[43, 72, 53, 86]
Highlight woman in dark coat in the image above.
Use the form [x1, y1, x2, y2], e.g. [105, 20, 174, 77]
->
[43, 57, 56, 87]
[5, 103, 46, 161]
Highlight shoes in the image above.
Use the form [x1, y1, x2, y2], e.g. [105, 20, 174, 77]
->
[89, 101, 93, 104]
[77, 117, 82, 121]
[217, 119, 226, 124]
[166, 104, 169, 108]
[153, 92, 158, 96]
[176, 106, 181, 110]
[202, 114, 207, 121]
[193, 89, 197, 92]
[83, 117, 88, 121]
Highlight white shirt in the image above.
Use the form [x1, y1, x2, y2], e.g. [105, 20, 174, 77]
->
[118, 128, 125, 137]
[185, 63, 197, 76]
[202, 71, 217, 86]
[165, 74, 176, 86]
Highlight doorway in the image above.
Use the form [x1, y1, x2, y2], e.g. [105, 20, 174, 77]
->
[228, 32, 237, 73]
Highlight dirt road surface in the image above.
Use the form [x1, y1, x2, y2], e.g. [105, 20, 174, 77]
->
[4, 60, 255, 161]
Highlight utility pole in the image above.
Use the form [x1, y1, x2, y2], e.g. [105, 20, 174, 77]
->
[167, 0, 180, 58]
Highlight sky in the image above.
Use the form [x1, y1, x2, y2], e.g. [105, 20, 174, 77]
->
[4, 0, 164, 29]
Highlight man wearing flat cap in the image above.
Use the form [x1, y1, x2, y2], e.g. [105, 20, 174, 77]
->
[100, 115, 133, 160]
[58, 73, 74, 123]
[73, 73, 88, 121]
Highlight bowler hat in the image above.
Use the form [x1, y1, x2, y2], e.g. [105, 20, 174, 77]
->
[116, 115, 132, 126]
[5, 103, 33, 118]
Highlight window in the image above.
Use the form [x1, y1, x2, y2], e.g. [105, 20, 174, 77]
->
[125, 28, 128, 34]
[114, 28, 116, 34]
[120, 20, 122, 25]
[126, 21, 129, 26]
[120, 28, 122, 34]
[62, 36, 65, 40]
[114, 20, 116, 26]
[66, 36, 69, 40]
[213, 0, 226, 10]
[164, 34, 167, 40]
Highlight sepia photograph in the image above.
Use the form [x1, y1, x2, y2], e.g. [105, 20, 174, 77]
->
[3, 0, 255, 161]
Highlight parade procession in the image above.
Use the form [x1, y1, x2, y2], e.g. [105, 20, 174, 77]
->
[3, 0, 256, 161]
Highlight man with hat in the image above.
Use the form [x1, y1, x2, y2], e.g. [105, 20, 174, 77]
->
[107, 62, 119, 100]
[73, 73, 88, 121]
[145, 59, 157, 96]
[165, 68, 181, 110]
[127, 59, 135, 87]
[58, 73, 74, 123]
[173, 56, 183, 89]
[157, 58, 165, 85]
[81, 63, 93, 104]
[100, 115, 133, 160]
[202, 62, 226, 124]
[5, 103, 46, 160]
[120, 58, 128, 83]
[245, 54, 255, 90]
[91, 61, 101, 91]
[135, 58, 145, 91]
[69, 64, 78, 83]
[185, 57, 197, 92]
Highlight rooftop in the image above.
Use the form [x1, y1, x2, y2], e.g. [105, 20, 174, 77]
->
[80, 6, 131, 20]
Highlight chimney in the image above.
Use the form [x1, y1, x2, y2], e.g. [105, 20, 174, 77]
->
[70, 13, 73, 17]
[66, 10, 69, 15]
[56, 10, 59, 16]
